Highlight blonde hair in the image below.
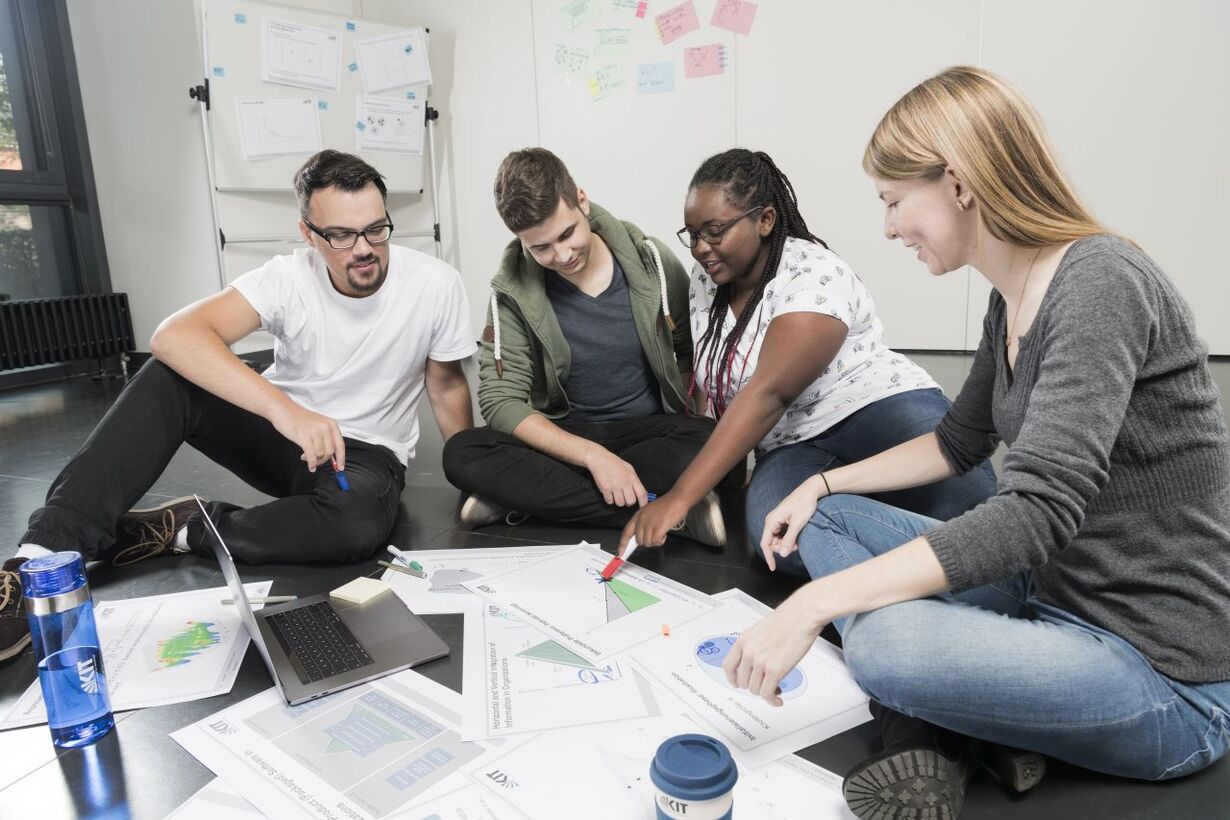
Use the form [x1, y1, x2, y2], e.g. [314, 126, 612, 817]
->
[864, 66, 1106, 247]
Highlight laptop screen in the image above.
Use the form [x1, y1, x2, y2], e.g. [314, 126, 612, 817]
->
[193, 495, 278, 671]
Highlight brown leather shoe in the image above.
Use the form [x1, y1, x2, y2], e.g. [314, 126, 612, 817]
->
[0, 557, 32, 662]
[112, 496, 199, 566]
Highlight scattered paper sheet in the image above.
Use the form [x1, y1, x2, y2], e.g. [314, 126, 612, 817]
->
[380, 544, 578, 614]
[355, 28, 432, 93]
[0, 582, 272, 730]
[356, 95, 424, 153]
[402, 783, 525, 820]
[654, 0, 701, 44]
[235, 96, 322, 160]
[629, 594, 870, 767]
[637, 62, 675, 94]
[172, 672, 491, 819]
[467, 714, 853, 819]
[167, 779, 264, 819]
[460, 600, 660, 739]
[463, 544, 716, 662]
[711, 0, 759, 35]
[261, 17, 340, 92]
[684, 43, 727, 78]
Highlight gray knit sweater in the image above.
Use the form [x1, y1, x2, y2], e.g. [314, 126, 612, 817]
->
[928, 235, 1230, 683]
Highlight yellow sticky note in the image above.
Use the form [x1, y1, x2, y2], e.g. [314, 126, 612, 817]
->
[330, 576, 391, 605]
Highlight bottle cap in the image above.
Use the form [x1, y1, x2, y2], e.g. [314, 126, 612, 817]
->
[650, 733, 738, 803]
[19, 551, 87, 599]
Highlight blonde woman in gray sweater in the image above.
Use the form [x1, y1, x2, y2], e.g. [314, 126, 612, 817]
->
[724, 66, 1230, 820]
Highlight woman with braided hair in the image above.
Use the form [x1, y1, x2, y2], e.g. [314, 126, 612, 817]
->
[618, 148, 995, 557]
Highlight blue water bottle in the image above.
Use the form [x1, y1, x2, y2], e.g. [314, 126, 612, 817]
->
[20, 552, 115, 748]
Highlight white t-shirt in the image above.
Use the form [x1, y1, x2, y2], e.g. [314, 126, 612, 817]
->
[232, 244, 474, 464]
[689, 237, 938, 454]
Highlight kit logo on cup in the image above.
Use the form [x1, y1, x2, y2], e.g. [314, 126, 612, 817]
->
[658, 794, 691, 814]
[77, 655, 100, 694]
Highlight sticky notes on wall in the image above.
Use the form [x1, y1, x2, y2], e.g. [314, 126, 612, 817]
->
[553, 44, 590, 77]
[655, 0, 700, 45]
[562, 0, 601, 32]
[711, 0, 758, 36]
[588, 64, 627, 100]
[636, 62, 674, 94]
[683, 44, 726, 78]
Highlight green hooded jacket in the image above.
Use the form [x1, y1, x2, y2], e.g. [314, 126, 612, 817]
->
[477, 202, 693, 434]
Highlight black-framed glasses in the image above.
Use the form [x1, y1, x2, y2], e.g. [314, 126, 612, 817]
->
[676, 205, 764, 249]
[304, 214, 395, 250]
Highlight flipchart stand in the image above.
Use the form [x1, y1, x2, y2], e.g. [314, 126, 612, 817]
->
[186, 84, 446, 293]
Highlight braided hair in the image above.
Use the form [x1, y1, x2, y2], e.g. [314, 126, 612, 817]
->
[688, 149, 828, 417]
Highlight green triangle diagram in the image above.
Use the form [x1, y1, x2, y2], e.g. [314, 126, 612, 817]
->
[517, 639, 596, 670]
[604, 578, 661, 622]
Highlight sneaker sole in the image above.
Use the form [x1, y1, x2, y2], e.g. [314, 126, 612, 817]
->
[679, 493, 727, 547]
[0, 632, 31, 662]
[843, 748, 968, 820]
[458, 496, 507, 528]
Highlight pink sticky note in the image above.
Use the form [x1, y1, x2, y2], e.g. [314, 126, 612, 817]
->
[683, 44, 725, 78]
[655, 0, 700, 45]
[711, 0, 758, 36]
[636, 1, 648, 19]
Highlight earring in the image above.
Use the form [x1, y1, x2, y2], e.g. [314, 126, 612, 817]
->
[956, 200, 967, 212]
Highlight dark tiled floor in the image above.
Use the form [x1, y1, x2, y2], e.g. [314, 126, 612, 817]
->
[1, 375, 1227, 819]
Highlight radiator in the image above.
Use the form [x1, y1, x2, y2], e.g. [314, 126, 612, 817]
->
[0, 294, 136, 371]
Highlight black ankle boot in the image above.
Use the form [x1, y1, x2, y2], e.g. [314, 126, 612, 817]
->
[842, 702, 981, 820]
[981, 743, 1046, 793]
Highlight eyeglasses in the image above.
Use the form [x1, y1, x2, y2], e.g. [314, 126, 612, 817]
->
[676, 205, 764, 249]
[304, 215, 395, 250]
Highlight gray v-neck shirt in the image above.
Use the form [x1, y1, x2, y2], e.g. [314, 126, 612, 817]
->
[929, 235, 1230, 682]
[546, 259, 664, 423]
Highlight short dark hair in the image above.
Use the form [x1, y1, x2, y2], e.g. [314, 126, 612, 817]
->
[493, 148, 579, 233]
[293, 150, 388, 219]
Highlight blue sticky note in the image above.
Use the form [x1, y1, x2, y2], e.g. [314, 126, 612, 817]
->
[406, 90, 417, 100]
[211, 66, 226, 78]
[636, 62, 674, 94]
[356, 120, 366, 131]
[346, 21, 356, 31]
[318, 100, 329, 110]
[348, 62, 359, 72]
[234, 13, 247, 24]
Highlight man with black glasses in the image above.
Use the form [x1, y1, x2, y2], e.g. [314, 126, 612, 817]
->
[3, 150, 473, 656]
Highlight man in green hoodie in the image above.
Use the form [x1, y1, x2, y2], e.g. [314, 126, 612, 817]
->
[442, 148, 726, 544]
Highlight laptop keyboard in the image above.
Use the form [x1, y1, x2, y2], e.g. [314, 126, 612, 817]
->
[266, 600, 375, 685]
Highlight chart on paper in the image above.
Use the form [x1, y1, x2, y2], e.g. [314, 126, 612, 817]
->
[461, 602, 659, 739]
[380, 545, 577, 614]
[462, 544, 715, 662]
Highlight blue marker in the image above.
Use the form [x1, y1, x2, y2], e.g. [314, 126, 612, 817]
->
[646, 492, 657, 501]
[330, 457, 350, 491]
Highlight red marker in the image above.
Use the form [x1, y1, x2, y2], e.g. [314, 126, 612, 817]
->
[600, 536, 640, 581]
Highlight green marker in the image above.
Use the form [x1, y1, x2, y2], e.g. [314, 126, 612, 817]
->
[408, 560, 424, 571]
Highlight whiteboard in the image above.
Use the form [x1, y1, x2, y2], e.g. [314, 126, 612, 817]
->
[201, 0, 429, 192]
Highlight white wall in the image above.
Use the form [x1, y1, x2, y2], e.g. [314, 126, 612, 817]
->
[68, 0, 1230, 354]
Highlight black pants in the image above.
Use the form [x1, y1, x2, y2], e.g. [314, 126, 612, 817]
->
[22, 360, 405, 565]
[442, 413, 721, 529]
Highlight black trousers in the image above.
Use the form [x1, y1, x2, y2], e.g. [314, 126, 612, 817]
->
[23, 360, 405, 565]
[442, 413, 722, 529]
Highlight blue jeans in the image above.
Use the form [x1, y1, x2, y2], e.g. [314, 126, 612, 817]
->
[799, 493, 1230, 780]
[746, 388, 996, 571]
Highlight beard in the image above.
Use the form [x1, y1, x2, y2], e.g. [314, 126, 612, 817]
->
[343, 253, 387, 294]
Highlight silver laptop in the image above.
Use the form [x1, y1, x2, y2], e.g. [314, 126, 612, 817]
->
[195, 495, 449, 705]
